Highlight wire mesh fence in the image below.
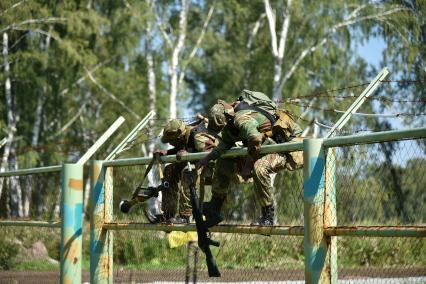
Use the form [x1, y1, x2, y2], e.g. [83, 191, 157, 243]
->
[104, 136, 425, 283]
[0, 172, 62, 221]
[337, 236, 426, 282]
[110, 154, 306, 282]
[0, 172, 63, 276]
[328, 138, 426, 226]
[326, 137, 426, 283]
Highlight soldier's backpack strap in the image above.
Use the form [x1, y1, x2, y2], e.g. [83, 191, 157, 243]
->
[234, 101, 277, 125]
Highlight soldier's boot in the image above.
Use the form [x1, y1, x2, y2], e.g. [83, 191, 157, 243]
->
[202, 195, 225, 228]
[168, 215, 190, 224]
[251, 205, 275, 226]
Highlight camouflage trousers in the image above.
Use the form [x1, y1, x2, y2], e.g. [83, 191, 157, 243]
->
[212, 153, 292, 207]
[162, 163, 214, 217]
[161, 163, 189, 218]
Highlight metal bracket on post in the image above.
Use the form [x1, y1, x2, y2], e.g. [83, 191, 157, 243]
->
[325, 67, 389, 138]
[105, 110, 155, 161]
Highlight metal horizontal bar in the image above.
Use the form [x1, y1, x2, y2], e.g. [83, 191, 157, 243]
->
[0, 220, 61, 228]
[324, 127, 426, 148]
[103, 222, 304, 236]
[324, 226, 426, 238]
[103, 127, 425, 167]
[103, 142, 303, 167]
[0, 165, 62, 177]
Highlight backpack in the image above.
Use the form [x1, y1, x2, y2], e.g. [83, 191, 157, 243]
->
[238, 90, 277, 116]
[237, 90, 303, 170]
[237, 89, 298, 142]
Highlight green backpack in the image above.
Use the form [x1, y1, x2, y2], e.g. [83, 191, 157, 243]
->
[239, 89, 277, 116]
[238, 89, 300, 142]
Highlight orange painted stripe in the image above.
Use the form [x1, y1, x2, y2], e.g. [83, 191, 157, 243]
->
[68, 179, 83, 190]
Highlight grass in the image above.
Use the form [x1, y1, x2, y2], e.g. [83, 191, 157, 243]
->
[1, 222, 425, 272]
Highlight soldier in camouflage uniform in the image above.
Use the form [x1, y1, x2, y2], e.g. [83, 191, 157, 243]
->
[156, 118, 219, 223]
[197, 96, 303, 226]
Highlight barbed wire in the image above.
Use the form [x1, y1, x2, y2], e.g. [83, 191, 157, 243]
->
[277, 79, 425, 103]
[9, 79, 425, 156]
[284, 101, 426, 117]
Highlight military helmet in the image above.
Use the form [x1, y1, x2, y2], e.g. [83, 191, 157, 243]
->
[161, 119, 187, 144]
[207, 100, 234, 132]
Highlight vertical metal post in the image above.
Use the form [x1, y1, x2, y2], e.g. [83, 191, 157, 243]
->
[60, 163, 84, 284]
[303, 139, 330, 283]
[324, 148, 337, 283]
[90, 161, 113, 284]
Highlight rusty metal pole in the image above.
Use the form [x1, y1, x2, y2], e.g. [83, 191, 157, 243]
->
[324, 148, 337, 283]
[90, 161, 113, 284]
[303, 139, 330, 283]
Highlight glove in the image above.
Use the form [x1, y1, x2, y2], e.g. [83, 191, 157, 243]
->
[176, 149, 188, 161]
[247, 137, 262, 158]
[153, 149, 168, 159]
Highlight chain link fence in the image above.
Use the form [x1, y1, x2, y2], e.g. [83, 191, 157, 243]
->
[327, 138, 426, 283]
[0, 172, 62, 277]
[102, 135, 425, 283]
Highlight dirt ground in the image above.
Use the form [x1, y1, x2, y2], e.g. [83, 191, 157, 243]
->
[0, 267, 425, 283]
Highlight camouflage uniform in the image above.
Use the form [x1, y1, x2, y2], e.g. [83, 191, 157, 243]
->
[160, 119, 219, 220]
[202, 107, 302, 225]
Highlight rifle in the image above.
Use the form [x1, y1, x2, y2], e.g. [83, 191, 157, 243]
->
[119, 155, 166, 214]
[187, 162, 221, 277]
[119, 181, 169, 213]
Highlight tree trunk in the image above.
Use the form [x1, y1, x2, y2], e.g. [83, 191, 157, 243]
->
[168, 0, 189, 119]
[146, 0, 157, 157]
[2, 32, 22, 217]
[264, 0, 292, 100]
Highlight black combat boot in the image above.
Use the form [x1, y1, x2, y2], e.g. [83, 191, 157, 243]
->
[168, 215, 190, 224]
[202, 195, 225, 228]
[252, 205, 275, 226]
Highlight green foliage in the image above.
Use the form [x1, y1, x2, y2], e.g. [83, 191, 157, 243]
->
[0, 237, 18, 270]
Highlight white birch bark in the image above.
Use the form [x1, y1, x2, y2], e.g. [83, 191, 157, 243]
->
[146, 0, 157, 157]
[275, 5, 408, 99]
[2, 32, 22, 217]
[264, 0, 292, 101]
[168, 0, 189, 119]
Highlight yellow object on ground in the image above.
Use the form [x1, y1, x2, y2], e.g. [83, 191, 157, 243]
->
[167, 231, 198, 248]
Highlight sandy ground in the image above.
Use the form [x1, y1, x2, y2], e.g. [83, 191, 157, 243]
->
[0, 267, 425, 283]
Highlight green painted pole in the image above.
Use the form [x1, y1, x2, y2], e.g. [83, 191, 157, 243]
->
[324, 148, 337, 283]
[303, 139, 330, 283]
[90, 161, 113, 284]
[60, 163, 84, 284]
[0, 165, 61, 177]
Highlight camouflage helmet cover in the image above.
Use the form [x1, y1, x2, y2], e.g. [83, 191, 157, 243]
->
[208, 100, 234, 131]
[161, 119, 187, 143]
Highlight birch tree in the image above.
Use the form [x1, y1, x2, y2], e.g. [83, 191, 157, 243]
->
[154, 0, 215, 118]
[2, 32, 22, 217]
[264, 0, 412, 101]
